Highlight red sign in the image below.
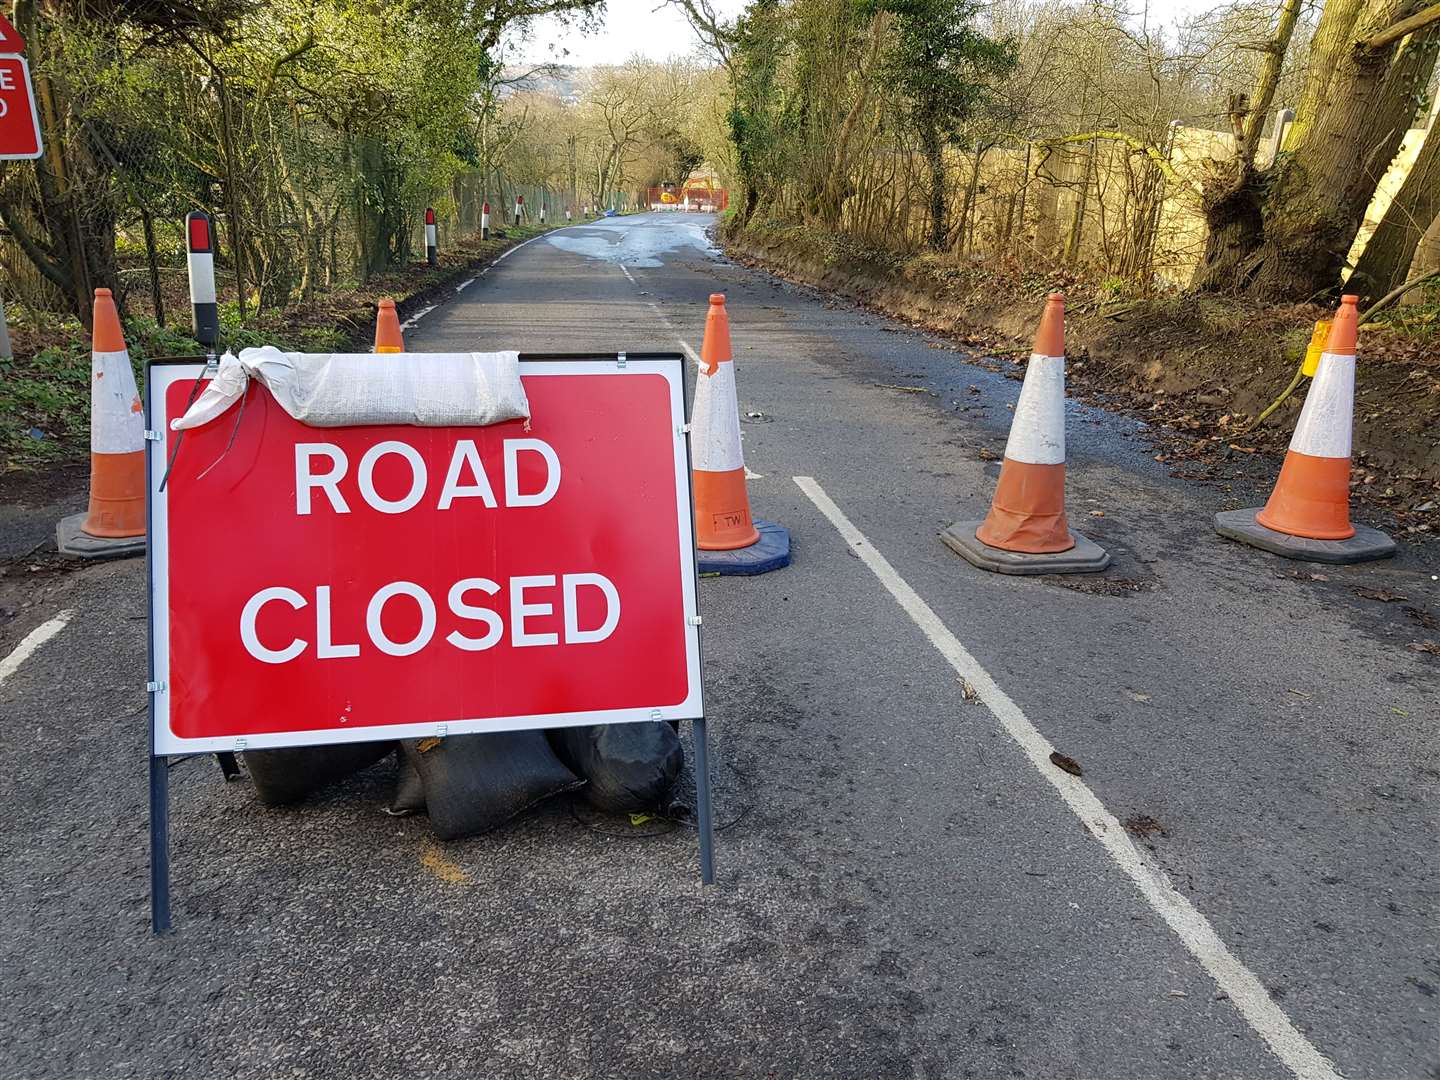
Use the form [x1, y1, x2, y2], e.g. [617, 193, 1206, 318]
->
[0, 14, 23, 51]
[148, 358, 702, 754]
[0, 55, 40, 160]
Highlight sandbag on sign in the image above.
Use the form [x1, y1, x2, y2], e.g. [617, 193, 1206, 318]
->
[547, 723, 684, 812]
[244, 740, 395, 807]
[402, 731, 583, 841]
[170, 346, 529, 431]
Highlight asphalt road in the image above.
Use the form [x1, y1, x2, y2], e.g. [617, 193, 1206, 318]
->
[2, 213, 1436, 1080]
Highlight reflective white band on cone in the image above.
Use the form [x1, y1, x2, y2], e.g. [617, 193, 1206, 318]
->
[691, 361, 743, 472]
[1288, 352, 1354, 459]
[1004, 354, 1066, 465]
[91, 349, 145, 454]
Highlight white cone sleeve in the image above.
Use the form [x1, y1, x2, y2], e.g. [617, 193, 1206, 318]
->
[1289, 353, 1354, 459]
[691, 361, 743, 472]
[1003, 354, 1066, 465]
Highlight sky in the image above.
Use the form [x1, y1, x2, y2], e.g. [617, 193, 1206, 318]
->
[513, 0, 1213, 69]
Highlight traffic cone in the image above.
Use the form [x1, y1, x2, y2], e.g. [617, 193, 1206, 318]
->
[374, 298, 403, 353]
[1215, 296, 1394, 563]
[56, 288, 147, 559]
[690, 294, 789, 575]
[941, 293, 1108, 574]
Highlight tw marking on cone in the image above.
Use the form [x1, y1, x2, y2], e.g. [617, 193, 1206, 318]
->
[374, 298, 404, 354]
[942, 293, 1109, 575]
[1215, 296, 1395, 564]
[56, 289, 146, 559]
[690, 294, 789, 576]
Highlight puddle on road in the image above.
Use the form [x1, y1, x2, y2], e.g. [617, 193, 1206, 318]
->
[545, 218, 718, 267]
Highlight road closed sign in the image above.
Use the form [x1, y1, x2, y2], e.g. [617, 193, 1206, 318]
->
[0, 55, 42, 161]
[147, 356, 703, 754]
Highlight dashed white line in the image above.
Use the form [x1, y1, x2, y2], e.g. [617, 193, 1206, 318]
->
[399, 304, 436, 331]
[404, 225, 578, 328]
[0, 610, 74, 689]
[791, 475, 1344, 1080]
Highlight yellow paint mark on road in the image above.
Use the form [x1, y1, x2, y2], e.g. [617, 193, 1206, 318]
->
[420, 840, 473, 885]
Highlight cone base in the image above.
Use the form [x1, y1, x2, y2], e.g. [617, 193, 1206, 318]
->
[1214, 508, 1394, 565]
[941, 521, 1109, 576]
[696, 520, 790, 577]
[57, 512, 146, 561]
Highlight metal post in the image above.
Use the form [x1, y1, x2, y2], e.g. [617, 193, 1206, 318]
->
[693, 717, 715, 885]
[149, 751, 171, 933]
[0, 295, 12, 361]
[1270, 108, 1295, 165]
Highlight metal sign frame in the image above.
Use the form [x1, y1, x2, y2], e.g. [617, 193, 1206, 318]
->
[144, 352, 716, 933]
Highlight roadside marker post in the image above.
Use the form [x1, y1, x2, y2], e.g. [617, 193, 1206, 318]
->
[514, 194, 524, 227]
[539, 203, 547, 225]
[184, 211, 219, 351]
[144, 351, 712, 931]
[425, 207, 438, 266]
[481, 202, 490, 240]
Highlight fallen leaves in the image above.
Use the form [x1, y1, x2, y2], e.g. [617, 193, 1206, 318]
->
[1049, 751, 1084, 776]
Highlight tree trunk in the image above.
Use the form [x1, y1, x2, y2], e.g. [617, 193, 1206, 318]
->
[1240, 0, 1303, 163]
[1242, 22, 1438, 300]
[1285, 0, 1369, 151]
[1400, 211, 1440, 302]
[920, 119, 945, 250]
[1349, 118, 1440, 298]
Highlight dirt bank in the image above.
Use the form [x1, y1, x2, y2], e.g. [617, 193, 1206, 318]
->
[723, 221, 1440, 538]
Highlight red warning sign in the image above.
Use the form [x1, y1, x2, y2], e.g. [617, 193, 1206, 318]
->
[147, 357, 703, 754]
[0, 55, 41, 161]
[0, 14, 24, 51]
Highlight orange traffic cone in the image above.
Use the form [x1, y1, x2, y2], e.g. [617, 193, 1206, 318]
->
[1215, 295, 1394, 563]
[56, 288, 147, 559]
[942, 293, 1108, 574]
[374, 298, 403, 353]
[690, 294, 789, 575]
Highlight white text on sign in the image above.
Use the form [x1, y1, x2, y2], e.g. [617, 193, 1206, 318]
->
[239, 437, 621, 664]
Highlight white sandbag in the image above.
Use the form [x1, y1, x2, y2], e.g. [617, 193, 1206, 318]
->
[170, 346, 529, 430]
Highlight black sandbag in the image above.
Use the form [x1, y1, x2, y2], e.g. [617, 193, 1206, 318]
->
[243, 740, 395, 807]
[404, 731, 582, 841]
[385, 750, 426, 817]
[547, 723, 684, 812]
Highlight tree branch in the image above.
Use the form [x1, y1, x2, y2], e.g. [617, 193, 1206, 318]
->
[1358, 1, 1440, 51]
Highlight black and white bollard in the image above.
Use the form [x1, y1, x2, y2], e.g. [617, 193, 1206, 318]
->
[481, 201, 490, 240]
[539, 202, 546, 225]
[565, 207, 572, 223]
[185, 210, 219, 352]
[514, 194, 524, 227]
[424, 207, 437, 266]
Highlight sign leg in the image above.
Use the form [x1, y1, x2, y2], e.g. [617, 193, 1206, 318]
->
[149, 753, 171, 934]
[693, 717, 715, 885]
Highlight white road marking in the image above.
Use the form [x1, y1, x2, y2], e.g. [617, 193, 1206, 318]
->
[403, 224, 581, 328]
[791, 476, 1344, 1080]
[454, 278, 475, 293]
[0, 611, 74, 689]
[620, 264, 637, 285]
